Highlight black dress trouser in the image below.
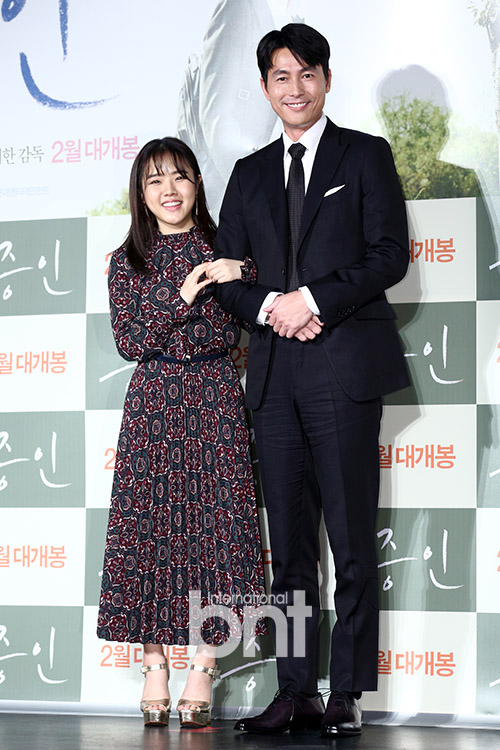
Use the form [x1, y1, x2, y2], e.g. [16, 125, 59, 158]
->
[252, 334, 382, 694]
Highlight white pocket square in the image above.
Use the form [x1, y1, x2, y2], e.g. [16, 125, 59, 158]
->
[324, 184, 345, 197]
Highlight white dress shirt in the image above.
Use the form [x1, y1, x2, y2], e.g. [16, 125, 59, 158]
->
[256, 114, 327, 325]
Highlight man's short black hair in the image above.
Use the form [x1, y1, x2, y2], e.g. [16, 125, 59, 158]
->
[257, 23, 330, 86]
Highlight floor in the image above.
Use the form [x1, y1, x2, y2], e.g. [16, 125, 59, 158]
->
[0, 715, 499, 750]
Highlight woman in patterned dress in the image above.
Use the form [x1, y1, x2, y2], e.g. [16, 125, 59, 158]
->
[96, 137, 266, 728]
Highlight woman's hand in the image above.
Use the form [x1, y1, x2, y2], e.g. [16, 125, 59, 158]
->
[205, 258, 244, 284]
[179, 262, 213, 306]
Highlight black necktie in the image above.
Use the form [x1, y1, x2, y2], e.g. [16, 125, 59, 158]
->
[286, 142, 306, 291]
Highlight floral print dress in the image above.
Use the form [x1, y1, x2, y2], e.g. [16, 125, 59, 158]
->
[97, 226, 265, 645]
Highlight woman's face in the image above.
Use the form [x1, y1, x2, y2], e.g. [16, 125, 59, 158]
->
[142, 156, 199, 235]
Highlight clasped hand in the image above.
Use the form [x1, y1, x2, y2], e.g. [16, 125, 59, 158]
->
[180, 258, 243, 306]
[264, 291, 324, 341]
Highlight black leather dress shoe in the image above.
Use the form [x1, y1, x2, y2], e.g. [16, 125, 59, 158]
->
[234, 688, 325, 733]
[321, 690, 362, 736]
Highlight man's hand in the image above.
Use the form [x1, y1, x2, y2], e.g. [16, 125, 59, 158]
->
[294, 315, 324, 342]
[264, 290, 313, 338]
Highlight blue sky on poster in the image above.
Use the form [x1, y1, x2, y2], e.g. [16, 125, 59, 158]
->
[0, 0, 495, 219]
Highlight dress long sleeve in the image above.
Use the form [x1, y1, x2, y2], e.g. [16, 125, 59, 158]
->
[108, 245, 201, 362]
[108, 228, 241, 363]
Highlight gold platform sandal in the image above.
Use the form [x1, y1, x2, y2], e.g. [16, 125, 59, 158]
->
[140, 660, 171, 727]
[177, 663, 220, 729]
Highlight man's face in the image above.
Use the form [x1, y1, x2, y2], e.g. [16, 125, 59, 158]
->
[261, 47, 331, 140]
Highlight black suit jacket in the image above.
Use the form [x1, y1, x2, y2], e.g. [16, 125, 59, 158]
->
[214, 118, 410, 410]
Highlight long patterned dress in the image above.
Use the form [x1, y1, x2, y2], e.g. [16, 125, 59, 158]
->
[97, 226, 266, 645]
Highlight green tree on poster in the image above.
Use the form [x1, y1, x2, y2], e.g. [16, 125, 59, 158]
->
[88, 188, 129, 216]
[379, 94, 482, 200]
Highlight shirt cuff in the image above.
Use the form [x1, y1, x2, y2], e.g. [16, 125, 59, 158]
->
[256, 291, 282, 325]
[299, 286, 320, 316]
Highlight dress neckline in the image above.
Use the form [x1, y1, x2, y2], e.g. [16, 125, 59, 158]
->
[155, 225, 197, 242]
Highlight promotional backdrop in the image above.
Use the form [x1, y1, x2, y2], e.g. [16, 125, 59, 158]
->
[1, 0, 499, 727]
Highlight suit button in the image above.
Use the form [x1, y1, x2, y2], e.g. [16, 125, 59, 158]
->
[281, 268, 285, 275]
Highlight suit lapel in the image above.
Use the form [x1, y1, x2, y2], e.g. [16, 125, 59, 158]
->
[258, 123, 348, 265]
[262, 138, 289, 263]
[298, 120, 348, 249]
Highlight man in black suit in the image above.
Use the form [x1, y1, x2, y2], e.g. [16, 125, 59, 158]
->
[212, 23, 409, 737]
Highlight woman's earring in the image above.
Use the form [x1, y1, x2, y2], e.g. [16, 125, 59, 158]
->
[195, 194, 199, 217]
